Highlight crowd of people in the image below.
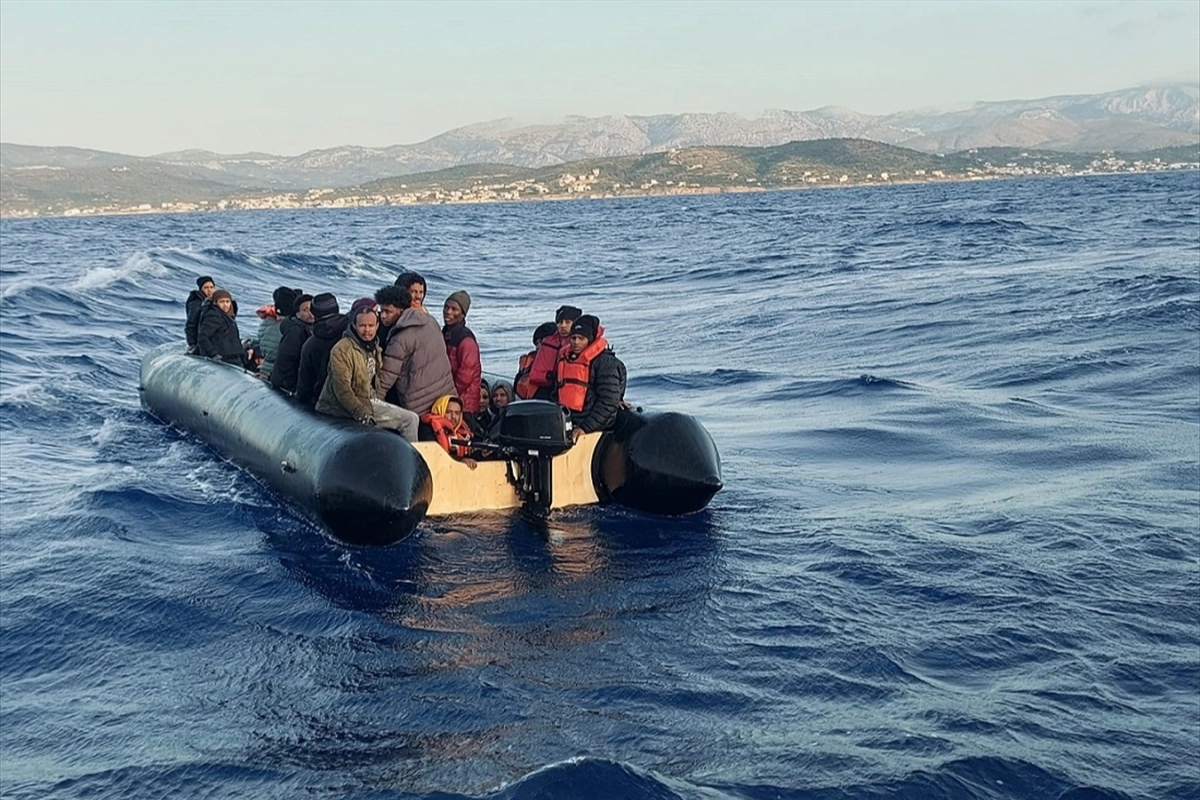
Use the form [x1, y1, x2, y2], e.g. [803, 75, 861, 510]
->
[183, 272, 628, 465]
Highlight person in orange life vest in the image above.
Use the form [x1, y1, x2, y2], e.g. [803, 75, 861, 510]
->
[555, 314, 627, 442]
[515, 321, 557, 400]
[528, 305, 582, 400]
[442, 291, 482, 417]
[421, 395, 478, 470]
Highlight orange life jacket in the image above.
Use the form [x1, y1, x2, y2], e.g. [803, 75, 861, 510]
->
[514, 350, 537, 400]
[555, 337, 608, 412]
[420, 413, 472, 458]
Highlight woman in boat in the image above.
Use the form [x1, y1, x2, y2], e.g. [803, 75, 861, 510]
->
[196, 289, 254, 368]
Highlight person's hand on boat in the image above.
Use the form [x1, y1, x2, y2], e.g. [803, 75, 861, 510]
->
[359, 416, 377, 427]
[461, 458, 478, 470]
[571, 428, 584, 443]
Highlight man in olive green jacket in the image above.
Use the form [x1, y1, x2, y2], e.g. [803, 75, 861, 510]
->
[315, 305, 419, 441]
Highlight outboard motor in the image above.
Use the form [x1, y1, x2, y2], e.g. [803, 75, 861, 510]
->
[490, 400, 574, 519]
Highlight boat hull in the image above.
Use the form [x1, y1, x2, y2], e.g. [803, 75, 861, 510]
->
[139, 345, 723, 544]
[139, 344, 431, 545]
[595, 408, 724, 515]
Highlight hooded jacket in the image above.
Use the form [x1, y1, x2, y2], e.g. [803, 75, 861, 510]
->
[196, 301, 249, 366]
[315, 327, 382, 421]
[271, 316, 312, 393]
[475, 379, 514, 436]
[377, 308, 456, 416]
[296, 313, 347, 408]
[443, 322, 482, 413]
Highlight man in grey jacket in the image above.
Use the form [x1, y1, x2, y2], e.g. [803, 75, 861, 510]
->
[374, 285, 456, 416]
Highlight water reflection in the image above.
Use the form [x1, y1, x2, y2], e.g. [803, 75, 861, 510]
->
[265, 503, 722, 649]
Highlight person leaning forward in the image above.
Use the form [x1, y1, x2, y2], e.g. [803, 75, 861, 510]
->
[374, 284, 456, 416]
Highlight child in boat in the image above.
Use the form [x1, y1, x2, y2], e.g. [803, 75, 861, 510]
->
[421, 395, 478, 470]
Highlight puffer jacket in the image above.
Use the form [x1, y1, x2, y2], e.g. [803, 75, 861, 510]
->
[378, 309, 456, 415]
[257, 313, 283, 379]
[271, 316, 312, 393]
[315, 328, 381, 421]
[567, 347, 627, 433]
[296, 314, 347, 408]
[443, 322, 481, 413]
[196, 302, 248, 366]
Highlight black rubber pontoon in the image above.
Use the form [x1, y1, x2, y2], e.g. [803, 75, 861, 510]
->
[139, 344, 431, 545]
[595, 407, 724, 515]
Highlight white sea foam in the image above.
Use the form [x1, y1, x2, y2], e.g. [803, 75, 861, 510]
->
[73, 251, 167, 291]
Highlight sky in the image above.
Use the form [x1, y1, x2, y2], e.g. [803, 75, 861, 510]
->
[0, 0, 1197, 156]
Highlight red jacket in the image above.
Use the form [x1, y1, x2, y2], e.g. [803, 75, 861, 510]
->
[443, 322, 481, 413]
[528, 331, 568, 395]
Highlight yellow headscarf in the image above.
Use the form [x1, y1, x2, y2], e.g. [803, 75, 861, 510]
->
[430, 395, 460, 418]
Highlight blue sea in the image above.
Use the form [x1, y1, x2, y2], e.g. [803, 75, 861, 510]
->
[1, 173, 1197, 800]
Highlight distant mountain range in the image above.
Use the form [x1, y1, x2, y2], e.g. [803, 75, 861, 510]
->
[2, 83, 1196, 195]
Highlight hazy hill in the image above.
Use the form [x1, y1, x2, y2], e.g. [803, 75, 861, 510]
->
[2, 84, 1196, 192]
[2, 139, 1196, 216]
[0, 162, 254, 209]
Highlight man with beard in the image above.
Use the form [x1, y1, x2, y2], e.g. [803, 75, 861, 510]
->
[315, 304, 419, 440]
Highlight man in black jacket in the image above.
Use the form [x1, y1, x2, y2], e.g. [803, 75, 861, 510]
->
[185, 275, 215, 353]
[271, 293, 314, 394]
[559, 314, 627, 442]
[295, 293, 346, 409]
[196, 289, 254, 367]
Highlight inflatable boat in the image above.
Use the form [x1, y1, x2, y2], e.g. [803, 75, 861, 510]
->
[138, 344, 722, 545]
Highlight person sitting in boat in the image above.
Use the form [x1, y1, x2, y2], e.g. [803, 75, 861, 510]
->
[421, 394, 478, 470]
[373, 284, 456, 416]
[296, 293, 346, 409]
[556, 314, 627, 442]
[475, 379, 513, 436]
[271, 293, 313, 394]
[256, 286, 300, 381]
[442, 291, 482, 421]
[315, 304, 420, 441]
[185, 275, 215, 354]
[528, 305, 582, 400]
[515, 321, 557, 400]
[394, 271, 428, 314]
[475, 377, 491, 426]
[244, 338, 265, 372]
[196, 289, 255, 368]
[348, 297, 383, 348]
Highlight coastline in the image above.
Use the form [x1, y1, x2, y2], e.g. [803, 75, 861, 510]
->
[1, 165, 1195, 222]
